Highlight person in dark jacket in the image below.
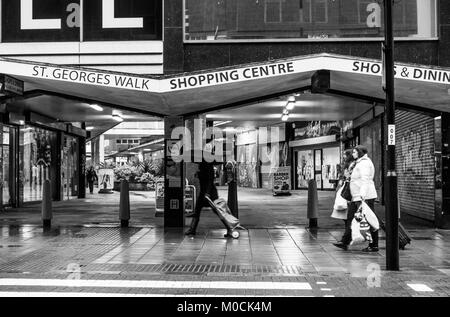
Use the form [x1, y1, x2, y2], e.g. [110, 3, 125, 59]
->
[86, 166, 98, 194]
[185, 142, 219, 236]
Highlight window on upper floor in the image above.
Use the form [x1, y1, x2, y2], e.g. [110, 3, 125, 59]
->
[184, 0, 437, 42]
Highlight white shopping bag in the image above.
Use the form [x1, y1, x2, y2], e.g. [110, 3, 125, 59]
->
[350, 217, 373, 245]
[333, 187, 348, 211]
[360, 201, 380, 230]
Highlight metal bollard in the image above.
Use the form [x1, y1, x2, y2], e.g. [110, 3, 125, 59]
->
[307, 179, 319, 228]
[228, 180, 239, 218]
[119, 180, 130, 228]
[41, 179, 52, 230]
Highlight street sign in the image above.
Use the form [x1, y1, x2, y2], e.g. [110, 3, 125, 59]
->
[382, 43, 386, 91]
[388, 125, 396, 146]
[0, 74, 24, 96]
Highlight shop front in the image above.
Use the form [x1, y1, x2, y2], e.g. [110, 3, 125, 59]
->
[291, 121, 341, 190]
[0, 111, 86, 207]
[0, 123, 16, 209]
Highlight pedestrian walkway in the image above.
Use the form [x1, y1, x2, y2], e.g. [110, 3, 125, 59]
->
[0, 187, 434, 229]
[1, 187, 448, 297]
[1, 224, 450, 296]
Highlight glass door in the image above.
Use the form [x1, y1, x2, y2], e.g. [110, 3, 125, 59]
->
[1, 126, 11, 208]
[61, 135, 79, 200]
[314, 149, 323, 189]
[296, 150, 314, 189]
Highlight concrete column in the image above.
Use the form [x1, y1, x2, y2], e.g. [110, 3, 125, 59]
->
[99, 135, 105, 164]
[185, 115, 206, 202]
[164, 116, 185, 228]
[436, 114, 450, 229]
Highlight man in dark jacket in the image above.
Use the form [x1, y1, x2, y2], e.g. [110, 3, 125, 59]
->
[86, 166, 98, 194]
[185, 145, 219, 236]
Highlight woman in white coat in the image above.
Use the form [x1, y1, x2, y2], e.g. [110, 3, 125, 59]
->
[334, 145, 379, 252]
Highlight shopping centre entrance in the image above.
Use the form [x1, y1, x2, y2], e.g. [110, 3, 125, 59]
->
[1, 53, 450, 228]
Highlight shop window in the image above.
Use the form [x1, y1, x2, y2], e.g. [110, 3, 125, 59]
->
[19, 126, 58, 203]
[185, 0, 437, 41]
[265, 0, 282, 23]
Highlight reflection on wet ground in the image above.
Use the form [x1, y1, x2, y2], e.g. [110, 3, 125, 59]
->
[1, 224, 450, 277]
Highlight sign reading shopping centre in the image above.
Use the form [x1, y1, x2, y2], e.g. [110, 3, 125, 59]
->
[3, 54, 450, 94]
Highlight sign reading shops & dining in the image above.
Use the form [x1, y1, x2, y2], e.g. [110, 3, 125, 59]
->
[19, 55, 450, 93]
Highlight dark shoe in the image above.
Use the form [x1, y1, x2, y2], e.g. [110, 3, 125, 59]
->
[333, 242, 348, 251]
[185, 229, 196, 236]
[362, 247, 379, 252]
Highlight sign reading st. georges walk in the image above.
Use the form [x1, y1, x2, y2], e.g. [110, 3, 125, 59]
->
[2, 54, 450, 95]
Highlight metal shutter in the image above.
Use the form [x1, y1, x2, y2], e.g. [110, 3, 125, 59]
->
[396, 110, 435, 221]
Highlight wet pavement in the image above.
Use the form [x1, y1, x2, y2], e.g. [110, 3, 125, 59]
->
[0, 187, 449, 297]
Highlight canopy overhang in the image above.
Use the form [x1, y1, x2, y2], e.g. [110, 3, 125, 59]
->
[1, 53, 450, 119]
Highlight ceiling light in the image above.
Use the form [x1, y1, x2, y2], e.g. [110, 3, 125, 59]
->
[214, 121, 233, 127]
[112, 114, 124, 122]
[86, 126, 95, 131]
[281, 112, 289, 122]
[286, 101, 295, 111]
[288, 96, 296, 103]
[89, 104, 103, 112]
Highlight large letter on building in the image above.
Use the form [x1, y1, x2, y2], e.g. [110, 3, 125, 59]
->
[102, 0, 143, 28]
[20, 0, 61, 29]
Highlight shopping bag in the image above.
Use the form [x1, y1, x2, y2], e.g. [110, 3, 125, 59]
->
[340, 181, 352, 201]
[334, 187, 348, 211]
[331, 208, 348, 220]
[204, 196, 240, 230]
[350, 217, 373, 245]
[360, 201, 380, 230]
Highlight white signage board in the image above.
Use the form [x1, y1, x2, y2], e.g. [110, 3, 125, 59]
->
[272, 166, 291, 196]
[98, 169, 114, 191]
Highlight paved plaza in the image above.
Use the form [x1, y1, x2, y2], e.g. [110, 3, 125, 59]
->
[0, 187, 449, 297]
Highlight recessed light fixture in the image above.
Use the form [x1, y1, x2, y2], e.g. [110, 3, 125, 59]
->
[288, 96, 296, 103]
[286, 101, 295, 111]
[281, 111, 289, 122]
[86, 126, 95, 131]
[89, 104, 103, 112]
[112, 114, 124, 122]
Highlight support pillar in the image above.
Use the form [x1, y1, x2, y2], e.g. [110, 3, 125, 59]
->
[164, 116, 185, 228]
[436, 114, 450, 229]
[79, 135, 86, 199]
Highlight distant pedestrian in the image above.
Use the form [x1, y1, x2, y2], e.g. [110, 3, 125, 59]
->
[334, 145, 379, 252]
[86, 166, 98, 194]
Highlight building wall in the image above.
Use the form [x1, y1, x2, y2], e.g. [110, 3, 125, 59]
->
[164, 0, 445, 73]
[0, 0, 164, 74]
[395, 110, 435, 221]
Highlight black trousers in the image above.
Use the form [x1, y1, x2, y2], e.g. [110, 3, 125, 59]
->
[88, 181, 94, 194]
[189, 186, 219, 232]
[341, 199, 378, 248]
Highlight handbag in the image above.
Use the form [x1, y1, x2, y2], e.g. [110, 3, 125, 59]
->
[340, 181, 352, 201]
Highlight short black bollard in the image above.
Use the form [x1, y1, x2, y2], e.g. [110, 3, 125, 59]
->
[307, 179, 319, 228]
[41, 179, 52, 230]
[227, 180, 238, 218]
[119, 180, 130, 228]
